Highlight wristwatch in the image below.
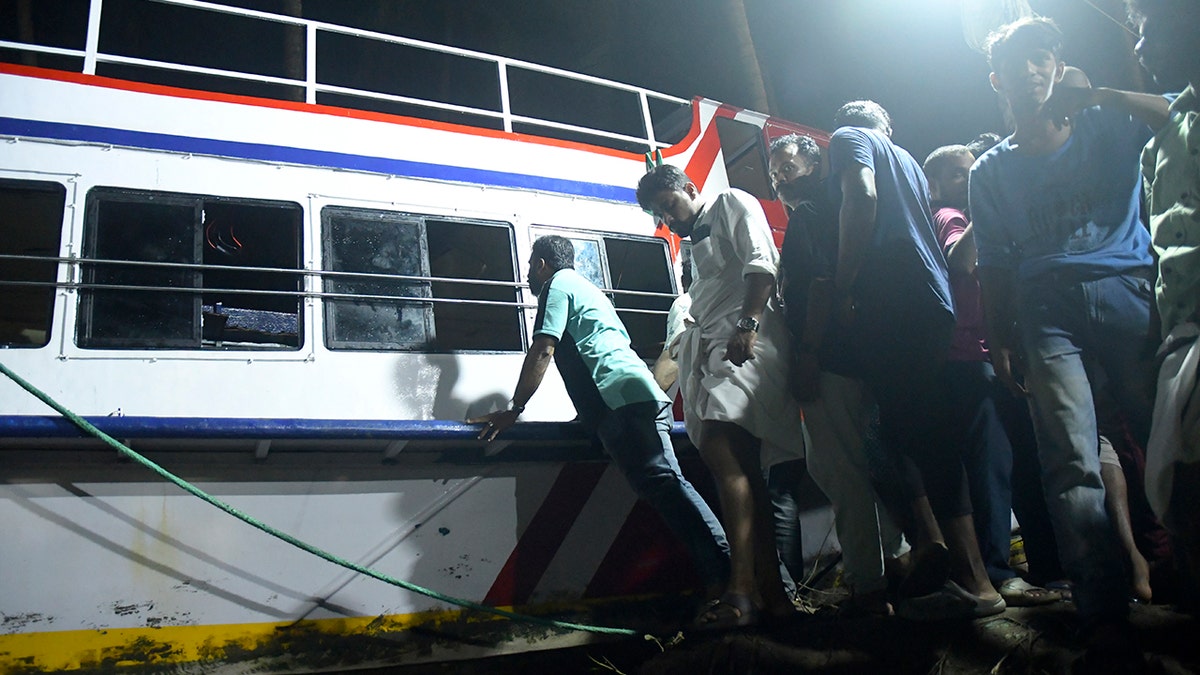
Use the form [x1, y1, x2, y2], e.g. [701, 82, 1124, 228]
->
[735, 316, 760, 333]
[510, 403, 526, 415]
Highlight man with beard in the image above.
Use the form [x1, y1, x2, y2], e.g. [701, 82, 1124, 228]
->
[469, 235, 730, 606]
[768, 133, 910, 615]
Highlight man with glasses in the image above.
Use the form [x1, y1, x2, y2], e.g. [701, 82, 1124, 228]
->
[768, 133, 910, 615]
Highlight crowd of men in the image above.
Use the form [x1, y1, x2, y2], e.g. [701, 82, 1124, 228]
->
[473, 3, 1198, 669]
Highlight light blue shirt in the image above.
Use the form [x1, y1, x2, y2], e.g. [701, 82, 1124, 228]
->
[534, 268, 668, 410]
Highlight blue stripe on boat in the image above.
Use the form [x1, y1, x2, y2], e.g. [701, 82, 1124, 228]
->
[0, 415, 689, 440]
[0, 117, 638, 203]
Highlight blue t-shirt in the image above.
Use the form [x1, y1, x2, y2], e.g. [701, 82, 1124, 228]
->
[828, 126, 954, 319]
[533, 268, 667, 418]
[969, 106, 1154, 282]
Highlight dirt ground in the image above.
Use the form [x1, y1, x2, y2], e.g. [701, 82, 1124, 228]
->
[377, 596, 1200, 674]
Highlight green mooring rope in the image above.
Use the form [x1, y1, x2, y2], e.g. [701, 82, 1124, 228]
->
[0, 361, 644, 639]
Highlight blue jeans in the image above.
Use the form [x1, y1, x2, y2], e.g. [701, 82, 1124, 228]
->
[596, 401, 730, 589]
[1019, 270, 1156, 622]
[996, 383, 1065, 583]
[767, 458, 805, 595]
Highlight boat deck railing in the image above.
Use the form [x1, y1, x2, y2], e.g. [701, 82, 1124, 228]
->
[0, 0, 693, 153]
[0, 253, 679, 315]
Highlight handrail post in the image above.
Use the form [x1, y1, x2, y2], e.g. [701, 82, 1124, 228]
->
[83, 0, 104, 75]
[497, 61, 513, 134]
[305, 23, 317, 104]
[638, 90, 657, 153]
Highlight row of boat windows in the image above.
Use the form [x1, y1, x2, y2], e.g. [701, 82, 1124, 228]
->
[0, 179, 675, 358]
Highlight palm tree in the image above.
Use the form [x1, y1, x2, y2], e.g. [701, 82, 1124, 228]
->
[716, 0, 774, 114]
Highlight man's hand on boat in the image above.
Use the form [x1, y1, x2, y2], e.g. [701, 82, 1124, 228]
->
[468, 409, 521, 442]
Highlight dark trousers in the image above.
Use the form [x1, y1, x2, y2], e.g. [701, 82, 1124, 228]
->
[860, 310, 968, 520]
[948, 360, 1017, 584]
[596, 400, 731, 588]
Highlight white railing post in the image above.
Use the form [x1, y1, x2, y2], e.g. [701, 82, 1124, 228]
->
[497, 61, 513, 134]
[305, 23, 317, 104]
[638, 91, 657, 152]
[83, 0, 104, 75]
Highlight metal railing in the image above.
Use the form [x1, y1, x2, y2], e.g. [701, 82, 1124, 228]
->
[0, 254, 678, 316]
[0, 0, 691, 152]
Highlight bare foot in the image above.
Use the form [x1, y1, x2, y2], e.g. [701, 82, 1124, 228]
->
[1131, 550, 1152, 603]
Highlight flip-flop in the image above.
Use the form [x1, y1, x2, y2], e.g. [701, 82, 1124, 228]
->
[693, 592, 758, 631]
[896, 580, 1006, 621]
[998, 577, 1060, 607]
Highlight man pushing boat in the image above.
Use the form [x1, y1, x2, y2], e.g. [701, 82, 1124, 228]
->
[469, 234, 731, 606]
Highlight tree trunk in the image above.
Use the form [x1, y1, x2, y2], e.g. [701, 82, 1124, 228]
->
[716, 0, 773, 114]
[280, 0, 305, 102]
[18, 0, 37, 67]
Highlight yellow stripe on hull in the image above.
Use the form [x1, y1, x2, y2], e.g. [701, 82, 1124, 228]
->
[0, 607, 510, 672]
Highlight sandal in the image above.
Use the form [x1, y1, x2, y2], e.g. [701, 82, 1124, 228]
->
[896, 580, 1006, 621]
[693, 592, 758, 630]
[998, 577, 1060, 607]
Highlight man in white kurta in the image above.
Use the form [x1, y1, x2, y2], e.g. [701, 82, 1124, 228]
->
[637, 164, 802, 627]
[677, 190, 806, 469]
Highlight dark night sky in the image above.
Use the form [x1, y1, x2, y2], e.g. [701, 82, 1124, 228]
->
[5, 0, 1154, 163]
[286, 0, 1151, 162]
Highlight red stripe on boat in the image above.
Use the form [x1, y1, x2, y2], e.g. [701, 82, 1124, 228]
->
[483, 462, 608, 607]
[583, 500, 697, 598]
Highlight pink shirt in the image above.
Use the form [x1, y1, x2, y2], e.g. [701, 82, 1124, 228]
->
[935, 207, 988, 362]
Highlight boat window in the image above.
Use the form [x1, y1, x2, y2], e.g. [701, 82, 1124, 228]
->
[603, 236, 675, 360]
[322, 209, 522, 352]
[322, 208, 432, 351]
[426, 219, 523, 352]
[716, 116, 773, 201]
[534, 230, 675, 361]
[77, 188, 303, 350]
[0, 179, 66, 348]
[564, 236, 608, 289]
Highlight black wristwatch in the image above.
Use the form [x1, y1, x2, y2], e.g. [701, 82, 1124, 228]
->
[735, 316, 760, 333]
[510, 403, 526, 415]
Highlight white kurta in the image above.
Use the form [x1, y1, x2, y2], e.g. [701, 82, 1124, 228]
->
[1146, 321, 1200, 528]
[664, 292, 692, 360]
[677, 189, 805, 468]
